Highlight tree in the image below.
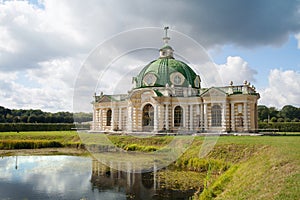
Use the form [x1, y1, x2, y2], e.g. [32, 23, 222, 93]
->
[20, 116, 28, 123]
[0, 115, 5, 123]
[280, 105, 300, 120]
[277, 117, 284, 122]
[270, 117, 277, 122]
[5, 114, 13, 123]
[269, 107, 279, 118]
[13, 116, 21, 123]
[258, 105, 269, 121]
[28, 115, 38, 123]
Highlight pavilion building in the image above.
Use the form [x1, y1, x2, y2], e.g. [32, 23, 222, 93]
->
[92, 28, 260, 133]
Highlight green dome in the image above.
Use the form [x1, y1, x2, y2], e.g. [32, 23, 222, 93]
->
[134, 57, 201, 88]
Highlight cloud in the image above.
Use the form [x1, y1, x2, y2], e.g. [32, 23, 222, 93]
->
[295, 33, 300, 48]
[0, 0, 299, 111]
[0, 1, 90, 71]
[0, 56, 82, 112]
[259, 69, 300, 108]
[217, 56, 257, 85]
[1, 0, 300, 71]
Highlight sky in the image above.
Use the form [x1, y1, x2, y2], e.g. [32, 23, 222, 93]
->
[0, 0, 299, 112]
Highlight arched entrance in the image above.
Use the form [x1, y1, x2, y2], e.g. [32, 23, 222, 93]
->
[106, 109, 112, 126]
[211, 105, 222, 127]
[142, 104, 154, 131]
[174, 106, 183, 127]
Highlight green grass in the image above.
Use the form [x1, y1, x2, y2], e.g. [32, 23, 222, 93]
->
[0, 132, 299, 199]
[0, 131, 81, 149]
[195, 136, 300, 200]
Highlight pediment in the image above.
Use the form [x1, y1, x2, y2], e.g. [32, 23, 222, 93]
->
[98, 96, 112, 102]
[201, 87, 227, 98]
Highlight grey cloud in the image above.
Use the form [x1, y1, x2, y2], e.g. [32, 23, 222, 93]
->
[116, 0, 300, 47]
[2, 0, 299, 71]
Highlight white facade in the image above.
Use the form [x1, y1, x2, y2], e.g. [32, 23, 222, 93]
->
[92, 30, 260, 133]
[92, 82, 260, 133]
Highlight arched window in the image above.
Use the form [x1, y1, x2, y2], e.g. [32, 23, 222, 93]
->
[143, 104, 154, 126]
[211, 105, 222, 127]
[237, 114, 243, 127]
[174, 106, 183, 127]
[106, 109, 112, 126]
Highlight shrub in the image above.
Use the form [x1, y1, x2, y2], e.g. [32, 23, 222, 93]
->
[258, 122, 300, 132]
[125, 144, 138, 151]
[270, 117, 277, 122]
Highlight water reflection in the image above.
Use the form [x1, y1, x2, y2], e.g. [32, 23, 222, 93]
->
[0, 156, 195, 200]
[91, 159, 196, 199]
[0, 156, 125, 200]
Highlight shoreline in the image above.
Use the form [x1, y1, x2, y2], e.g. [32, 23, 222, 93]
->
[0, 147, 89, 157]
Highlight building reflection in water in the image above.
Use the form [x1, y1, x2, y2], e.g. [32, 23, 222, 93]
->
[91, 159, 195, 200]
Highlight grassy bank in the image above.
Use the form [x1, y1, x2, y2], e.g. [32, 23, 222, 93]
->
[0, 132, 299, 199]
[0, 131, 81, 150]
[108, 135, 300, 199]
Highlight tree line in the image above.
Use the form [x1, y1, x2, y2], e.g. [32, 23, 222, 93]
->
[1, 105, 299, 124]
[0, 106, 92, 123]
[258, 105, 300, 122]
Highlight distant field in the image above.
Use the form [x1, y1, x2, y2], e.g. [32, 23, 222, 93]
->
[0, 131, 299, 199]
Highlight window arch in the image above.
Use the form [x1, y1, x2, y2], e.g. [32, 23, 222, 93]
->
[174, 106, 183, 127]
[237, 114, 243, 127]
[211, 105, 222, 127]
[106, 109, 112, 126]
[143, 104, 154, 126]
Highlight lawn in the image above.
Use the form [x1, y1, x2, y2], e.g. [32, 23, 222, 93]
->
[0, 131, 81, 150]
[0, 131, 299, 199]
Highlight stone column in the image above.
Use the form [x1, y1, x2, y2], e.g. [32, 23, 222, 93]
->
[165, 104, 169, 130]
[230, 103, 235, 132]
[183, 105, 187, 129]
[200, 104, 204, 130]
[204, 103, 208, 130]
[189, 105, 193, 131]
[222, 102, 226, 131]
[99, 109, 103, 131]
[196, 104, 200, 129]
[127, 106, 132, 132]
[94, 109, 98, 130]
[111, 108, 115, 131]
[154, 104, 158, 132]
[118, 107, 122, 130]
[243, 102, 248, 131]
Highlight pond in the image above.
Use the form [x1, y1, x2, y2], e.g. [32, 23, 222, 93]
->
[0, 155, 197, 200]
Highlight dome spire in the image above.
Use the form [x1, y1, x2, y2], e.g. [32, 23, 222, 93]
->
[160, 26, 174, 58]
[163, 26, 170, 44]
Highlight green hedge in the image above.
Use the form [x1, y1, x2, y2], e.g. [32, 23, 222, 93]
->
[0, 123, 90, 132]
[258, 122, 300, 132]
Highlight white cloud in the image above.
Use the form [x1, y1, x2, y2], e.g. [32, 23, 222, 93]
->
[0, 57, 82, 112]
[216, 56, 257, 85]
[0, 1, 93, 71]
[0, 0, 299, 112]
[295, 33, 300, 48]
[259, 69, 300, 108]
